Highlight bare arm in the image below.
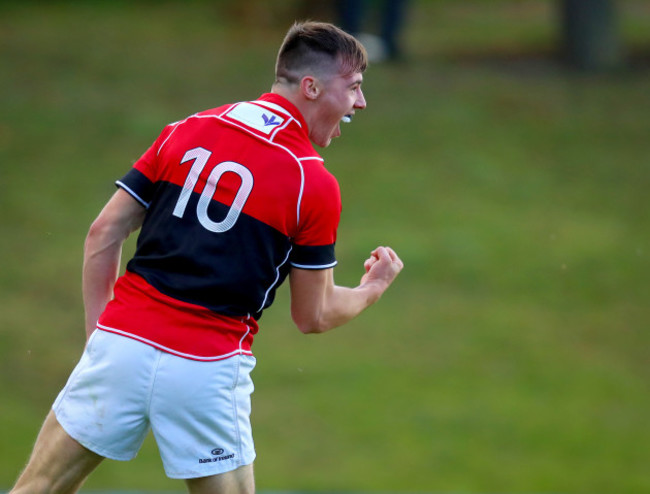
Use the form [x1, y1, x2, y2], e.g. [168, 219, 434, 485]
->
[289, 246, 403, 333]
[83, 189, 146, 340]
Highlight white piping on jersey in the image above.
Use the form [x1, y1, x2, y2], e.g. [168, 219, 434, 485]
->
[207, 112, 310, 228]
[267, 117, 293, 142]
[150, 105, 330, 313]
[253, 100, 299, 124]
[290, 260, 338, 270]
[96, 324, 253, 361]
[295, 160, 305, 227]
[238, 324, 251, 351]
[218, 103, 293, 142]
[213, 103, 324, 227]
[249, 101, 299, 141]
[116, 180, 150, 208]
[257, 245, 293, 313]
[156, 115, 195, 155]
[153, 105, 323, 229]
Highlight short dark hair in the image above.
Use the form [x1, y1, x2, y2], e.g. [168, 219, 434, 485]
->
[275, 21, 368, 84]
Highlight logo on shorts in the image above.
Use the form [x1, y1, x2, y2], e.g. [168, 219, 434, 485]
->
[199, 448, 235, 464]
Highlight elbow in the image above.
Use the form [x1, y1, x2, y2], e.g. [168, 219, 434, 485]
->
[85, 218, 110, 252]
[294, 320, 326, 335]
[292, 313, 331, 335]
[86, 216, 106, 236]
[299, 325, 327, 335]
[84, 217, 126, 259]
[84, 219, 104, 252]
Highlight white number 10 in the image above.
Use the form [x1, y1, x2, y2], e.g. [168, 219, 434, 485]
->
[172, 147, 253, 233]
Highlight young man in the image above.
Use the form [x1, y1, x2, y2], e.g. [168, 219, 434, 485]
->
[11, 21, 403, 494]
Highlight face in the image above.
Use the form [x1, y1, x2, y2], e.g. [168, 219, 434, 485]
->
[309, 70, 366, 148]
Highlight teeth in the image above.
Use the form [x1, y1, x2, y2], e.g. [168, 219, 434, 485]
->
[341, 116, 352, 123]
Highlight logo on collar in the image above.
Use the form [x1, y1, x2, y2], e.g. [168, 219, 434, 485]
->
[225, 103, 285, 135]
[262, 114, 281, 127]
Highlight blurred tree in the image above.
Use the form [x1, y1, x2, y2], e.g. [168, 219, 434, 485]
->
[559, 0, 624, 70]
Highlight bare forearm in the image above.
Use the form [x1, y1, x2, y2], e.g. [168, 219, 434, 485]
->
[82, 237, 123, 339]
[81, 190, 145, 340]
[290, 246, 403, 335]
[304, 281, 386, 333]
[290, 265, 392, 334]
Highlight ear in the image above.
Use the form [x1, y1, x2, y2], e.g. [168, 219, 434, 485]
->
[300, 76, 321, 101]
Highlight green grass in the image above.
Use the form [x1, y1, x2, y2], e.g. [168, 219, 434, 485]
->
[1, 1, 649, 492]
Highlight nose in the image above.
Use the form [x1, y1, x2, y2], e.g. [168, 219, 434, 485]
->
[354, 87, 367, 110]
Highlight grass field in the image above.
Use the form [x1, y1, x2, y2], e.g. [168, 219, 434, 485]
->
[1, 1, 649, 492]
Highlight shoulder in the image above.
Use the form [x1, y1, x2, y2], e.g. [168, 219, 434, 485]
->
[300, 160, 341, 217]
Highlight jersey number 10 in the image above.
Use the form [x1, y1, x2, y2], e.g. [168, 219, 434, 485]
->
[172, 147, 254, 233]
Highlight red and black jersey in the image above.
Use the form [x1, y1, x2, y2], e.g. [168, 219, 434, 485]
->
[98, 93, 341, 360]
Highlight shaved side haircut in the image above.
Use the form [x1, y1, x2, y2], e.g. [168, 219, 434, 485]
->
[275, 21, 368, 85]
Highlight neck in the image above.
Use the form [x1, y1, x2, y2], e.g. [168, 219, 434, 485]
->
[271, 82, 315, 133]
[271, 82, 298, 106]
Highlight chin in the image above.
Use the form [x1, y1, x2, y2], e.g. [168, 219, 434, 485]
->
[310, 128, 337, 148]
[313, 137, 333, 148]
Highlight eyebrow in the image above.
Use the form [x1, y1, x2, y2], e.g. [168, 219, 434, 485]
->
[348, 76, 363, 87]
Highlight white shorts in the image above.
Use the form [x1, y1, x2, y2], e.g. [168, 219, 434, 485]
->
[53, 329, 256, 479]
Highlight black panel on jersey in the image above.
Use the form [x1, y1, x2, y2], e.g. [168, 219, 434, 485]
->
[117, 168, 158, 207]
[126, 182, 293, 320]
[290, 244, 336, 269]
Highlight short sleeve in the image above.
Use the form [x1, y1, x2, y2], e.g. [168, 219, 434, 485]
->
[290, 164, 341, 269]
[116, 168, 155, 208]
[115, 122, 178, 207]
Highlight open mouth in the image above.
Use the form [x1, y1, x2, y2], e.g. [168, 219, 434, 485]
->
[341, 114, 352, 123]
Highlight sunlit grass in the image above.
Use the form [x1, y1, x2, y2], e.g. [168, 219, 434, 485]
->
[1, 1, 649, 492]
